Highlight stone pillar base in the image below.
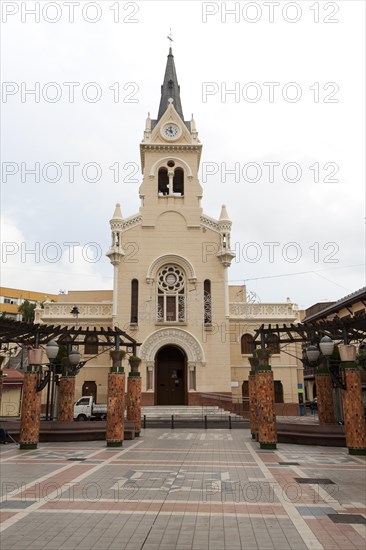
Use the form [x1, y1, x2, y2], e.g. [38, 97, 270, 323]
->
[348, 447, 366, 456]
[260, 442, 277, 450]
[107, 441, 123, 448]
[19, 443, 38, 450]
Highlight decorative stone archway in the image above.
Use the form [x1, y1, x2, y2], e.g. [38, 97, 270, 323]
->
[146, 254, 197, 284]
[140, 328, 205, 365]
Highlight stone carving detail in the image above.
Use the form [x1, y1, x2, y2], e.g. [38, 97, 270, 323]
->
[122, 215, 142, 232]
[200, 215, 220, 233]
[229, 303, 295, 318]
[42, 303, 113, 318]
[140, 328, 205, 363]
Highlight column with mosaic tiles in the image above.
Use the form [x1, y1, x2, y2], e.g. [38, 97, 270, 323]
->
[58, 374, 76, 422]
[256, 349, 277, 449]
[127, 373, 142, 437]
[106, 351, 125, 447]
[339, 345, 366, 455]
[19, 366, 42, 449]
[315, 361, 335, 425]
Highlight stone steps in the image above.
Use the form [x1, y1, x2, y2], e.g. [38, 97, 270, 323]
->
[141, 405, 243, 420]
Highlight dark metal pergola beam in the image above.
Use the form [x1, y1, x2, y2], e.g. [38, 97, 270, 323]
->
[253, 312, 366, 347]
[0, 319, 142, 350]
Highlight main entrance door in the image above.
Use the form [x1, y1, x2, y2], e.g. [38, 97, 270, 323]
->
[156, 345, 186, 405]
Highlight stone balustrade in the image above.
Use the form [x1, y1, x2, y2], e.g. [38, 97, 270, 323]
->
[229, 302, 298, 320]
[35, 302, 113, 323]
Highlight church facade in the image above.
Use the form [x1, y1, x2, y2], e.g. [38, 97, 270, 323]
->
[37, 49, 303, 413]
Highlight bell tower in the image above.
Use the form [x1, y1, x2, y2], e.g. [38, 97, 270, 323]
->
[107, 47, 236, 406]
[139, 48, 203, 228]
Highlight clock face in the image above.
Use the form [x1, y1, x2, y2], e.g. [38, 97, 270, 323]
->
[162, 123, 180, 140]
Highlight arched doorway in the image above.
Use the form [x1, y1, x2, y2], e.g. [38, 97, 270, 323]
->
[156, 345, 186, 405]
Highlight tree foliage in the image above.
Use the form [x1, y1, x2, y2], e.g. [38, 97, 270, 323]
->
[18, 300, 36, 323]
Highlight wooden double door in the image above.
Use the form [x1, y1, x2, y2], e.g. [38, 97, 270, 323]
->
[155, 345, 186, 405]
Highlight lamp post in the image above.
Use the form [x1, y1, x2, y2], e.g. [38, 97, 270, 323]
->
[305, 337, 336, 424]
[45, 340, 59, 421]
[44, 342, 82, 420]
[70, 305, 80, 327]
[58, 348, 81, 423]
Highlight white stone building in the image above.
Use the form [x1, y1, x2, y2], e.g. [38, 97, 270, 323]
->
[37, 48, 303, 412]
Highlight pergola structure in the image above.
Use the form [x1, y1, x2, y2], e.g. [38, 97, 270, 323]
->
[0, 318, 142, 449]
[0, 318, 141, 354]
[253, 312, 366, 348]
[249, 312, 366, 454]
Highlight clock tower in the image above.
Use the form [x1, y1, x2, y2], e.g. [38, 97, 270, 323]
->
[108, 47, 235, 406]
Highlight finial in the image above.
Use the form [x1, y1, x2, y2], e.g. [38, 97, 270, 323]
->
[167, 28, 173, 44]
[168, 97, 174, 104]
[219, 204, 230, 221]
[112, 203, 123, 220]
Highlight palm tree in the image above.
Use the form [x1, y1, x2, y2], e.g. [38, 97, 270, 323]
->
[18, 300, 36, 323]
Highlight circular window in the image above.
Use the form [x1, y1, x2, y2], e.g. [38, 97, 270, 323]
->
[158, 265, 185, 292]
[167, 160, 175, 168]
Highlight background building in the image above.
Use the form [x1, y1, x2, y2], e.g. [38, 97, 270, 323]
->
[0, 287, 58, 321]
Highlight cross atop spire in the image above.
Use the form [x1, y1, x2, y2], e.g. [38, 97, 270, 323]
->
[157, 46, 184, 122]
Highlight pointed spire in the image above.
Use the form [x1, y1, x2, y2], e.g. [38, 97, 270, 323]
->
[111, 203, 123, 220]
[157, 47, 184, 122]
[219, 204, 230, 221]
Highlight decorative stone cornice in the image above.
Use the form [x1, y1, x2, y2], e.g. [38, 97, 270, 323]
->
[122, 215, 142, 232]
[200, 215, 220, 233]
[140, 143, 202, 171]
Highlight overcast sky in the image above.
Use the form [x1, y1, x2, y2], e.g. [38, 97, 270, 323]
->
[1, 0, 365, 310]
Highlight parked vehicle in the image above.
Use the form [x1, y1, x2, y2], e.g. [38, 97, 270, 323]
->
[74, 396, 107, 421]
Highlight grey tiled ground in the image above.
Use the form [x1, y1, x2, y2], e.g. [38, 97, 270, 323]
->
[0, 429, 365, 550]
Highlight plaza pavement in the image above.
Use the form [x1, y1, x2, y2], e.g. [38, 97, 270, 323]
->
[0, 428, 365, 550]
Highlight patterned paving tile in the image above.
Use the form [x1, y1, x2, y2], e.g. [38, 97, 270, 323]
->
[0, 430, 365, 550]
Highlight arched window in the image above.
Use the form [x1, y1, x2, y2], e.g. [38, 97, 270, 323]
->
[157, 265, 185, 322]
[204, 279, 212, 324]
[85, 335, 98, 355]
[241, 333, 254, 355]
[158, 168, 169, 195]
[130, 279, 139, 324]
[267, 334, 280, 354]
[173, 168, 184, 195]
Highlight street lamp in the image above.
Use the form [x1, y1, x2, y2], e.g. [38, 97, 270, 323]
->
[69, 350, 81, 367]
[305, 345, 320, 364]
[70, 305, 80, 328]
[319, 336, 335, 357]
[44, 342, 83, 420]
